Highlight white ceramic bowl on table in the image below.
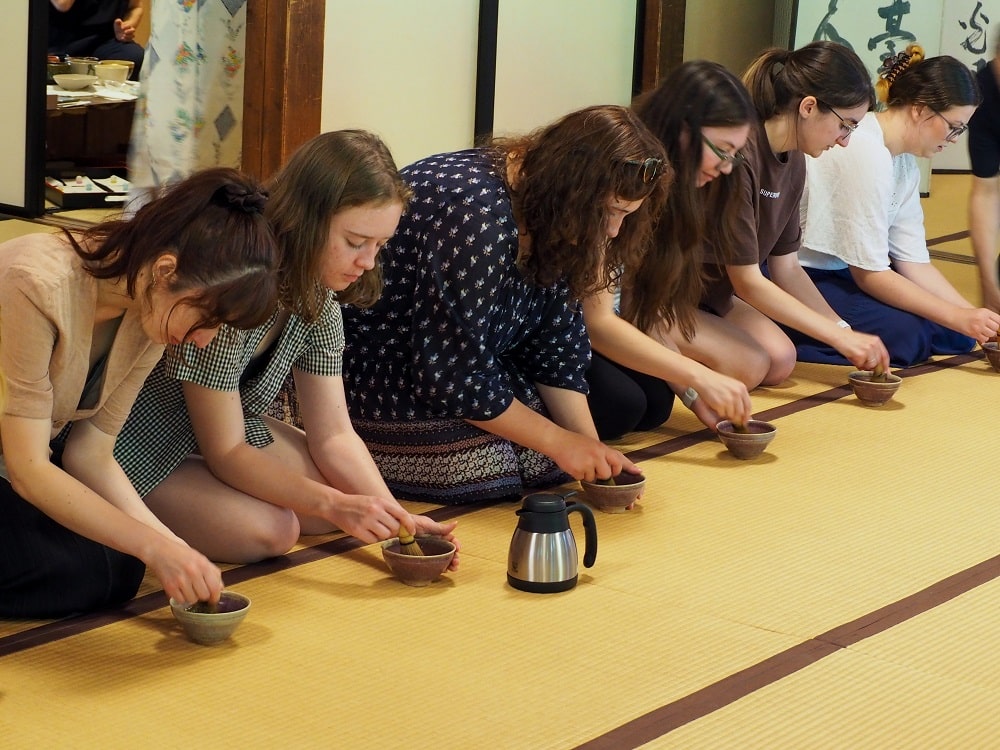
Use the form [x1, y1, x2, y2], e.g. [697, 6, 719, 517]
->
[53, 74, 98, 91]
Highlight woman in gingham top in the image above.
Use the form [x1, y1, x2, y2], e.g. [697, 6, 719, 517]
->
[341, 105, 668, 504]
[115, 131, 459, 565]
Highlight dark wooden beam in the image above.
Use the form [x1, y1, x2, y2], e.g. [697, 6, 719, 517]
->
[242, 0, 325, 181]
[637, 0, 686, 93]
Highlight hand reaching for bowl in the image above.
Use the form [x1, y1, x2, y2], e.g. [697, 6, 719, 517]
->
[836, 328, 890, 375]
[147, 536, 223, 607]
[682, 369, 752, 431]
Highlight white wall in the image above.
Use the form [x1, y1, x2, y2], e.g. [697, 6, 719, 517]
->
[321, 0, 637, 168]
[492, 0, 636, 135]
[321, 0, 480, 169]
[0, 3, 30, 209]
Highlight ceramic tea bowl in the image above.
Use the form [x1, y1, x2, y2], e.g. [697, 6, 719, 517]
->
[580, 472, 646, 513]
[716, 419, 777, 460]
[170, 591, 251, 645]
[982, 341, 1000, 372]
[381, 536, 456, 587]
[847, 370, 902, 407]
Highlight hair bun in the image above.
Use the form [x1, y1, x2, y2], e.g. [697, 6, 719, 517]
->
[222, 184, 269, 213]
[876, 43, 925, 102]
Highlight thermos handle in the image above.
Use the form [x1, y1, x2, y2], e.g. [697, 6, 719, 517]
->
[566, 501, 597, 568]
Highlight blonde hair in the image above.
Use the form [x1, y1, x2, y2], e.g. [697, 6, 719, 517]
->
[876, 44, 926, 103]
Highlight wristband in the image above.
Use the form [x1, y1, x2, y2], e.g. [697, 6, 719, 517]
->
[680, 387, 699, 409]
[836, 319, 851, 329]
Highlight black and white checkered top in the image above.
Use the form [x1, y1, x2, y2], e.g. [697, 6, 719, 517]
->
[114, 292, 343, 496]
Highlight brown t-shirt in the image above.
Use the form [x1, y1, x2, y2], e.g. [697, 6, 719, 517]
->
[0, 232, 163, 447]
[701, 122, 807, 315]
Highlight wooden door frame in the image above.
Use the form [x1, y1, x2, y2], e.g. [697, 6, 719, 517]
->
[241, 0, 683, 179]
[242, 0, 325, 181]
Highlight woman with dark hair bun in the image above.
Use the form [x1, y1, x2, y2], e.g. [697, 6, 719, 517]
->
[0, 167, 279, 619]
[686, 41, 890, 389]
[796, 45, 1000, 366]
[342, 105, 668, 504]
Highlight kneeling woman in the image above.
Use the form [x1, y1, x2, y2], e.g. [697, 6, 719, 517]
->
[341, 105, 668, 504]
[0, 169, 278, 618]
[795, 45, 1000, 366]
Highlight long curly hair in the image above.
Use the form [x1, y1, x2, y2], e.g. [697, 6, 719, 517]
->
[629, 60, 756, 338]
[266, 130, 412, 321]
[488, 104, 670, 300]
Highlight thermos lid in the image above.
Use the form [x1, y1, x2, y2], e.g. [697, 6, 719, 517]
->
[519, 492, 568, 514]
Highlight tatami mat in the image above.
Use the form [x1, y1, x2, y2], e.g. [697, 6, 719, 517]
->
[2, 177, 999, 748]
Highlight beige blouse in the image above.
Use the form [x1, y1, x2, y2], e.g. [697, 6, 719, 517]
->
[0, 232, 164, 456]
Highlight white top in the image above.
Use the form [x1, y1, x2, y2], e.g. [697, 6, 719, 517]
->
[799, 112, 928, 272]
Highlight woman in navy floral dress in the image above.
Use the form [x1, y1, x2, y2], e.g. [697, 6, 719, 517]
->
[342, 105, 668, 504]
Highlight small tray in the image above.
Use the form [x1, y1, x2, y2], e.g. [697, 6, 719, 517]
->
[45, 175, 129, 209]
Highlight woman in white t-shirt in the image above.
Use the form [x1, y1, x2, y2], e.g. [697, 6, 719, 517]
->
[796, 45, 1000, 366]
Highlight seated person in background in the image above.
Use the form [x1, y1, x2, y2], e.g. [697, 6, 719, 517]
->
[794, 45, 1000, 367]
[967, 34, 1000, 314]
[584, 60, 755, 438]
[341, 105, 667, 504]
[48, 0, 144, 80]
[114, 131, 460, 565]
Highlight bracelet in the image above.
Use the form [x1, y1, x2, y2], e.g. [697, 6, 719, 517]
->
[836, 319, 851, 329]
[680, 387, 699, 409]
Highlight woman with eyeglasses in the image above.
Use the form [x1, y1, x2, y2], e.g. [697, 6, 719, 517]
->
[340, 105, 668, 504]
[685, 41, 890, 390]
[794, 45, 1000, 367]
[582, 61, 756, 436]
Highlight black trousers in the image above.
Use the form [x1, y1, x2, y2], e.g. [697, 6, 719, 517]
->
[586, 352, 675, 441]
[0, 477, 145, 619]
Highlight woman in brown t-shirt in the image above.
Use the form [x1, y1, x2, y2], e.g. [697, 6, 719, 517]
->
[0, 168, 278, 619]
[689, 42, 890, 390]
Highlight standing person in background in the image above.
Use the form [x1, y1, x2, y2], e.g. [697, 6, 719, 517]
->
[968, 35, 1000, 313]
[341, 105, 668, 505]
[584, 60, 755, 438]
[115, 131, 460, 565]
[0, 168, 279, 619]
[127, 0, 245, 210]
[795, 46, 1000, 366]
[48, 0, 145, 79]
[687, 41, 889, 388]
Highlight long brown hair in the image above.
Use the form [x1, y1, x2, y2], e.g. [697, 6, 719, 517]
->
[73, 167, 278, 333]
[630, 61, 755, 338]
[266, 130, 412, 321]
[489, 104, 670, 300]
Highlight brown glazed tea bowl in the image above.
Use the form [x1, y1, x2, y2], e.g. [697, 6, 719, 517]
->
[982, 341, 1000, 372]
[847, 370, 902, 407]
[716, 419, 777, 460]
[580, 472, 646, 513]
[382, 536, 456, 587]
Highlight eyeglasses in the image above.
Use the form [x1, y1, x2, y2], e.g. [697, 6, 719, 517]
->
[702, 136, 747, 167]
[819, 101, 859, 137]
[624, 157, 664, 183]
[930, 109, 969, 141]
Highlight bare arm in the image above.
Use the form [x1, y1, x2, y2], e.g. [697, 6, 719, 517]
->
[582, 288, 751, 425]
[968, 175, 1000, 312]
[466, 391, 636, 484]
[2, 413, 221, 604]
[731, 257, 889, 371]
[851, 261, 1000, 342]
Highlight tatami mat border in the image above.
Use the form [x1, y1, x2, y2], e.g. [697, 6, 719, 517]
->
[574, 552, 1000, 749]
[0, 352, 983, 667]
